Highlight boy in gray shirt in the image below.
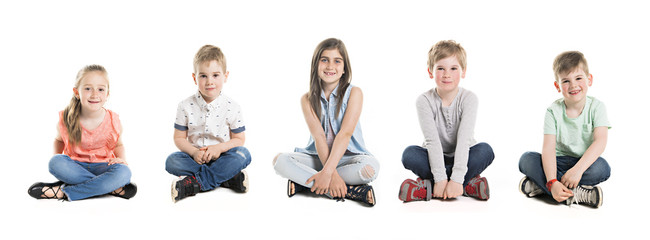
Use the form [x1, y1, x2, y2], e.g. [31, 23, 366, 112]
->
[399, 40, 494, 202]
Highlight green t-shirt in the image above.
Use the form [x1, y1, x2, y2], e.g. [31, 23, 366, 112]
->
[543, 96, 611, 158]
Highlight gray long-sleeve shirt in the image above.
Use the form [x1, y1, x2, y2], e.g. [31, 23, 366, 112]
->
[416, 87, 477, 184]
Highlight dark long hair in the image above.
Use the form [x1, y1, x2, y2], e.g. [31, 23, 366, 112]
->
[308, 38, 352, 119]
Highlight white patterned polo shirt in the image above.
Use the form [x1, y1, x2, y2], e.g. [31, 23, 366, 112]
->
[174, 91, 245, 148]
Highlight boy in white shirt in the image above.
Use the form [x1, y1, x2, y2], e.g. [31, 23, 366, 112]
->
[165, 45, 251, 202]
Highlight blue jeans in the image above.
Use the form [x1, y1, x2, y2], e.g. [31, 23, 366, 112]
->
[518, 151, 611, 195]
[48, 154, 132, 201]
[401, 142, 494, 186]
[165, 146, 251, 191]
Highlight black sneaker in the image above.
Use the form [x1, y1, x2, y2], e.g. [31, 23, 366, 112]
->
[287, 179, 308, 197]
[345, 184, 375, 207]
[519, 177, 543, 198]
[221, 170, 248, 193]
[28, 181, 65, 200]
[567, 185, 603, 208]
[172, 176, 200, 202]
[111, 183, 137, 199]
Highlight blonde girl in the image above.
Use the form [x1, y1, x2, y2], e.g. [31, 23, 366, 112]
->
[27, 65, 136, 201]
[273, 38, 379, 206]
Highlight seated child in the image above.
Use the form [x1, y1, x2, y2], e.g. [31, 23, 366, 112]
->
[165, 45, 251, 202]
[273, 38, 379, 207]
[518, 51, 611, 208]
[28, 65, 137, 201]
[399, 40, 494, 202]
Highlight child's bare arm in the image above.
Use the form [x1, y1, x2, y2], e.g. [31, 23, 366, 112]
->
[108, 126, 127, 165]
[561, 126, 608, 188]
[541, 134, 557, 181]
[300, 93, 330, 165]
[542, 134, 573, 201]
[54, 126, 64, 154]
[173, 129, 204, 164]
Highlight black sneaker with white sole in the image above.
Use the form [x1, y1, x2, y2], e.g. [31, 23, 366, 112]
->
[221, 170, 248, 193]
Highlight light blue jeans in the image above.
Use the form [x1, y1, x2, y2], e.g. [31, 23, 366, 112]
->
[273, 152, 380, 188]
[165, 146, 251, 191]
[518, 151, 611, 195]
[49, 154, 132, 201]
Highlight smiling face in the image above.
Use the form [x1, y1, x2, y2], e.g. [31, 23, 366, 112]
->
[317, 48, 345, 88]
[429, 55, 465, 94]
[193, 60, 228, 103]
[555, 67, 592, 105]
[73, 71, 109, 113]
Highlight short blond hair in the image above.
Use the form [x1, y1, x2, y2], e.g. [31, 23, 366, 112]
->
[553, 51, 589, 82]
[193, 45, 227, 73]
[428, 40, 467, 72]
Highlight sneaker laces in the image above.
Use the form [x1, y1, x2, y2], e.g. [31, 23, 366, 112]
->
[180, 176, 199, 195]
[465, 179, 478, 196]
[569, 186, 593, 207]
[406, 179, 430, 200]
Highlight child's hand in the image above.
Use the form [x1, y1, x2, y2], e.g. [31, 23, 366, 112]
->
[561, 167, 583, 189]
[107, 157, 127, 165]
[306, 170, 332, 196]
[328, 172, 347, 198]
[432, 180, 447, 198]
[192, 150, 206, 165]
[550, 181, 574, 202]
[443, 180, 463, 199]
[201, 144, 223, 163]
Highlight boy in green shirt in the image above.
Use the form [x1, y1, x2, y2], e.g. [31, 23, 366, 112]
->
[519, 51, 611, 208]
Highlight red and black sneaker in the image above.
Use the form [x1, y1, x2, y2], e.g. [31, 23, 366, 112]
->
[398, 178, 432, 202]
[171, 176, 200, 203]
[464, 175, 489, 200]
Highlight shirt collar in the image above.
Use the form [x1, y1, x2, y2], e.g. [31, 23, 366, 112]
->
[320, 84, 340, 100]
[194, 91, 220, 110]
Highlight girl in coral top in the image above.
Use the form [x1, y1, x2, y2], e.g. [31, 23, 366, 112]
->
[27, 65, 136, 201]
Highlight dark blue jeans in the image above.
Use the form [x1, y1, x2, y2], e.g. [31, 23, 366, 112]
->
[518, 151, 611, 195]
[401, 142, 494, 186]
[165, 146, 251, 191]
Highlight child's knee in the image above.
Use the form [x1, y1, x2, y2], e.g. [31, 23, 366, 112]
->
[360, 164, 376, 181]
[518, 152, 541, 172]
[474, 142, 495, 161]
[584, 157, 611, 179]
[165, 153, 181, 172]
[272, 153, 281, 166]
[112, 164, 132, 182]
[272, 154, 291, 172]
[231, 146, 250, 159]
[401, 146, 419, 166]
[48, 154, 72, 175]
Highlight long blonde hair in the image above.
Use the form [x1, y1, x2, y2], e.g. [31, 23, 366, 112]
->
[63, 64, 108, 145]
[309, 38, 352, 119]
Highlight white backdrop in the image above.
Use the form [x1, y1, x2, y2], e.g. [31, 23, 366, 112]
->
[1, 0, 648, 239]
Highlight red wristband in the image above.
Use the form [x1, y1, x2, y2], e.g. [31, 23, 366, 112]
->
[546, 179, 558, 190]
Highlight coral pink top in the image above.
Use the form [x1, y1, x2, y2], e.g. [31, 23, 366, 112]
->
[58, 109, 121, 163]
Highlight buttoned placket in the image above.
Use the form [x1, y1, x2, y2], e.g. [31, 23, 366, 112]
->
[327, 93, 338, 135]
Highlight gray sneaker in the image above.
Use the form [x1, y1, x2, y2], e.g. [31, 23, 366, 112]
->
[567, 185, 603, 208]
[519, 177, 543, 197]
